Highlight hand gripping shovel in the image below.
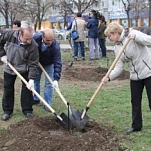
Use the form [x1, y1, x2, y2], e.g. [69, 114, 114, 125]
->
[38, 62, 79, 128]
[75, 37, 131, 129]
[7, 62, 69, 128]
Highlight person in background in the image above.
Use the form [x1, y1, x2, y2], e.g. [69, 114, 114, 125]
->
[87, 10, 100, 60]
[98, 15, 107, 58]
[33, 28, 62, 111]
[71, 12, 86, 61]
[102, 22, 151, 134]
[66, 13, 78, 57]
[0, 25, 39, 121]
[13, 20, 21, 30]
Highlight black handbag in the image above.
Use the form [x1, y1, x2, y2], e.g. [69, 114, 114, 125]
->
[71, 19, 79, 40]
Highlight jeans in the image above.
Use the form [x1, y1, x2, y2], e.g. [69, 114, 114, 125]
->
[89, 37, 100, 59]
[99, 39, 107, 58]
[33, 64, 54, 105]
[2, 72, 33, 115]
[74, 41, 85, 58]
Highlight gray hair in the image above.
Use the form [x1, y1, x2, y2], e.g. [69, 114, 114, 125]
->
[20, 25, 34, 35]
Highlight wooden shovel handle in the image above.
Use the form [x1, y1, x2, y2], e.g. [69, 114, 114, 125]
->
[38, 62, 69, 108]
[87, 37, 131, 107]
[7, 62, 56, 114]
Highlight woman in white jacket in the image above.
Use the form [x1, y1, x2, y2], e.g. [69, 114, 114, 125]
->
[102, 22, 151, 134]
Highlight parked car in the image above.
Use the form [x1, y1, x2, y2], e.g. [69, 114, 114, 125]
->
[52, 29, 71, 40]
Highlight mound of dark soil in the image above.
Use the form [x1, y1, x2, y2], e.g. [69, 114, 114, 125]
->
[0, 60, 129, 151]
[62, 66, 129, 81]
[0, 116, 126, 151]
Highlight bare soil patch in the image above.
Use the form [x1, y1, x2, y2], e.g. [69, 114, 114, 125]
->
[62, 62, 129, 81]
[0, 60, 129, 151]
[0, 117, 126, 151]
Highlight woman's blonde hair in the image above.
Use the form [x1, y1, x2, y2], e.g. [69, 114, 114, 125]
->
[104, 22, 124, 36]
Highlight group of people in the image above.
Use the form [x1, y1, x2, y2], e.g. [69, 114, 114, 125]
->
[67, 10, 107, 61]
[1, 15, 151, 135]
[0, 20, 62, 120]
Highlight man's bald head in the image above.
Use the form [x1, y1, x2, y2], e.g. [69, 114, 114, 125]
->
[42, 28, 54, 46]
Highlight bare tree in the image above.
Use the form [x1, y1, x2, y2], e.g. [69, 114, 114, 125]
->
[59, 0, 98, 28]
[141, 0, 151, 27]
[8, 0, 25, 27]
[24, 0, 53, 31]
[122, 0, 131, 27]
[0, 0, 25, 28]
[130, 0, 150, 27]
[60, 0, 98, 14]
[0, 0, 10, 28]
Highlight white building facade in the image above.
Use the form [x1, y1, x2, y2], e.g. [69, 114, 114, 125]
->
[0, 0, 150, 28]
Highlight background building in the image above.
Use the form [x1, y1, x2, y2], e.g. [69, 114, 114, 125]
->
[0, 0, 150, 29]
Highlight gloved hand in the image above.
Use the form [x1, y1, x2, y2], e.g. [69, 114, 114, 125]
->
[53, 80, 59, 89]
[26, 79, 34, 91]
[1, 55, 8, 65]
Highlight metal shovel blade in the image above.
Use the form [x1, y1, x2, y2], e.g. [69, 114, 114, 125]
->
[69, 110, 89, 130]
[56, 112, 69, 128]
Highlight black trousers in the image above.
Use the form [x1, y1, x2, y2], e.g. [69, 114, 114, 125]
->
[2, 72, 33, 115]
[130, 76, 151, 129]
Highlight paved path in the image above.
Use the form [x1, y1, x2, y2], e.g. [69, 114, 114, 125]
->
[60, 44, 114, 51]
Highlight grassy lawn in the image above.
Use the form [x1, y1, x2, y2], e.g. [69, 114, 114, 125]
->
[0, 43, 151, 151]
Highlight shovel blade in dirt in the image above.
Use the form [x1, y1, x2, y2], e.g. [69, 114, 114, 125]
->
[56, 113, 69, 128]
[39, 62, 78, 128]
[69, 110, 89, 130]
[73, 38, 131, 130]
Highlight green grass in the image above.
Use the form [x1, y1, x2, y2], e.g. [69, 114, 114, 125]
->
[0, 48, 151, 150]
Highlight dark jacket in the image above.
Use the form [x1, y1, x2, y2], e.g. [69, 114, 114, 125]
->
[33, 32, 62, 81]
[67, 21, 73, 30]
[98, 22, 106, 39]
[87, 17, 98, 38]
[0, 30, 39, 80]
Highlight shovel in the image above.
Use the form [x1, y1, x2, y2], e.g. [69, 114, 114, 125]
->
[7, 61, 69, 128]
[38, 62, 79, 128]
[75, 37, 131, 129]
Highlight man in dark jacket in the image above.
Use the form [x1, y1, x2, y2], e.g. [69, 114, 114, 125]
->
[33, 28, 62, 111]
[0, 25, 39, 120]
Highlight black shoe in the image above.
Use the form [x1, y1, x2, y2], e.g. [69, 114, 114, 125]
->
[126, 127, 141, 134]
[2, 113, 10, 121]
[25, 113, 33, 118]
[33, 100, 40, 105]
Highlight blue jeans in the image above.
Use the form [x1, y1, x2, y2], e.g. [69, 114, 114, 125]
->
[74, 41, 85, 58]
[33, 64, 54, 105]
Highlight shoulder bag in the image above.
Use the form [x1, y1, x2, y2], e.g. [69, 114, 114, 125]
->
[71, 19, 79, 40]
